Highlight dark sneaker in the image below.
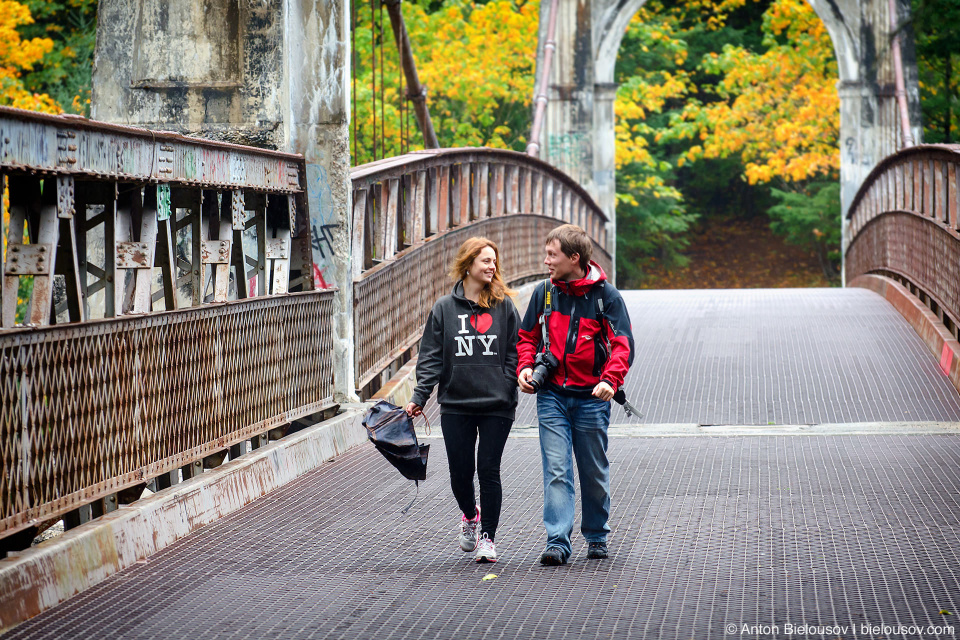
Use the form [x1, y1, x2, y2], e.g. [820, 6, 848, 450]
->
[540, 547, 567, 566]
[587, 541, 608, 559]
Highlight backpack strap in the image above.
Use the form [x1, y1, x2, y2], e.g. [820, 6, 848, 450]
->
[540, 279, 554, 352]
[594, 280, 605, 322]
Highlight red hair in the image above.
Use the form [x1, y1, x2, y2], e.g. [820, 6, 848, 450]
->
[449, 237, 516, 308]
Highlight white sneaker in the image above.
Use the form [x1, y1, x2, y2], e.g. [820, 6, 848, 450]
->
[475, 533, 497, 563]
[459, 507, 480, 552]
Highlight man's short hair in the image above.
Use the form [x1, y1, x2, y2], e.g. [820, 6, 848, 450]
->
[546, 224, 592, 273]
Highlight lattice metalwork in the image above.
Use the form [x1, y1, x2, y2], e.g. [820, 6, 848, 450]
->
[0, 108, 329, 541]
[0, 290, 335, 537]
[350, 148, 610, 275]
[846, 144, 960, 332]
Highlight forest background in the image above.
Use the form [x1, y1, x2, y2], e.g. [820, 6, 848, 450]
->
[1, 0, 956, 288]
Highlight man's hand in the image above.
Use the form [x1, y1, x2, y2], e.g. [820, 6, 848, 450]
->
[592, 381, 614, 401]
[518, 368, 535, 394]
[405, 402, 423, 417]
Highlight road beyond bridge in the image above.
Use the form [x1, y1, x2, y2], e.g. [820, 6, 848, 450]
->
[4, 287, 960, 640]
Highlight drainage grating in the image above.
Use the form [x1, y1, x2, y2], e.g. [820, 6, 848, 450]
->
[5, 436, 960, 639]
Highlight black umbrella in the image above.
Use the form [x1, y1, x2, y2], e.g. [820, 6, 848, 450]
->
[362, 400, 430, 511]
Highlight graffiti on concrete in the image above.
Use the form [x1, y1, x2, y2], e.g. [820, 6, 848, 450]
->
[306, 162, 338, 289]
[311, 223, 338, 258]
[548, 132, 589, 180]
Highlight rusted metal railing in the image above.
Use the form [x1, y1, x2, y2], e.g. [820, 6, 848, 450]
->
[846, 144, 960, 334]
[0, 107, 334, 542]
[350, 147, 610, 393]
[0, 292, 335, 538]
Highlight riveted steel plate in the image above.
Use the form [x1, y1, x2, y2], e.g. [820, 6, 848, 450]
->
[265, 238, 288, 260]
[56, 176, 74, 218]
[200, 240, 231, 265]
[0, 107, 303, 193]
[115, 242, 151, 269]
[5, 244, 53, 275]
[231, 190, 245, 230]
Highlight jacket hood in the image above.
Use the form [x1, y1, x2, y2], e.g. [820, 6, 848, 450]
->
[552, 261, 607, 296]
[451, 279, 476, 305]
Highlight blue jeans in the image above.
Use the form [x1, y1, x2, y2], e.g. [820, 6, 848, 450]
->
[537, 387, 611, 560]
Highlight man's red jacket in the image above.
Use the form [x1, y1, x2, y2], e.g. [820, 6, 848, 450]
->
[517, 261, 634, 395]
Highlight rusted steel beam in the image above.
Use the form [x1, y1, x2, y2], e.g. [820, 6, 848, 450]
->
[0, 107, 303, 193]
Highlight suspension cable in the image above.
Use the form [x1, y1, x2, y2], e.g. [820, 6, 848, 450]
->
[371, 0, 378, 161]
[351, 0, 358, 164]
[380, 0, 386, 159]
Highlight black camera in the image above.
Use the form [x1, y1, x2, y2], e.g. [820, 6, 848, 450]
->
[530, 351, 560, 391]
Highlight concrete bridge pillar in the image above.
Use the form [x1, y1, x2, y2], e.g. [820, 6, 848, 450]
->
[91, 0, 358, 401]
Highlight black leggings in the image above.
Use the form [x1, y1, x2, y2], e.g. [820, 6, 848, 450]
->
[440, 413, 512, 541]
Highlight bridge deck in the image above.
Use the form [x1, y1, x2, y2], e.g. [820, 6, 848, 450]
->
[5, 288, 960, 639]
[437, 287, 960, 427]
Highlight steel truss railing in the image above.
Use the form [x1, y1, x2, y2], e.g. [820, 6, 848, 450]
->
[351, 148, 611, 395]
[0, 107, 334, 542]
[846, 144, 960, 336]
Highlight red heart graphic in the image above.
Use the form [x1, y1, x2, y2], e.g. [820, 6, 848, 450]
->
[470, 313, 493, 334]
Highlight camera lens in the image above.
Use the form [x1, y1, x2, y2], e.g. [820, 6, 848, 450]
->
[530, 364, 547, 391]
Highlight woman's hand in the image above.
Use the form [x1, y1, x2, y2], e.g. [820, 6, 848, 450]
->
[405, 402, 423, 417]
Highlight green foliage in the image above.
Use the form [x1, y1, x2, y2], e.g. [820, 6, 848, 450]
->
[767, 181, 840, 280]
[612, 0, 777, 280]
[612, 0, 845, 286]
[18, 0, 97, 114]
[911, 0, 960, 144]
[15, 276, 32, 324]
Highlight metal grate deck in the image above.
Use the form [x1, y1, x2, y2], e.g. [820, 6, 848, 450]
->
[5, 435, 960, 639]
[425, 288, 960, 427]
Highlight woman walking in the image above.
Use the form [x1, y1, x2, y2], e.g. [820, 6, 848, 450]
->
[406, 237, 520, 563]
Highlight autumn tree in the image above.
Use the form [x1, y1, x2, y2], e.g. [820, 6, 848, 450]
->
[351, 0, 538, 165]
[613, 0, 842, 282]
[0, 0, 58, 113]
[613, 0, 777, 285]
[18, 0, 97, 114]
[672, 0, 839, 185]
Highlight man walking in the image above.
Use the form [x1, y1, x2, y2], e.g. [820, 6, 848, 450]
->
[517, 224, 634, 565]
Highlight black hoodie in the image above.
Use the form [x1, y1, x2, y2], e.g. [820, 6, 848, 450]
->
[410, 281, 520, 420]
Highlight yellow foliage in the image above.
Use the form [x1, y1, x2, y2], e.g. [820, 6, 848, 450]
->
[351, 0, 538, 163]
[681, 0, 839, 183]
[0, 0, 59, 114]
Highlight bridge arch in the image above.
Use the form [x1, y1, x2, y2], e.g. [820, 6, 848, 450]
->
[536, 0, 923, 255]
